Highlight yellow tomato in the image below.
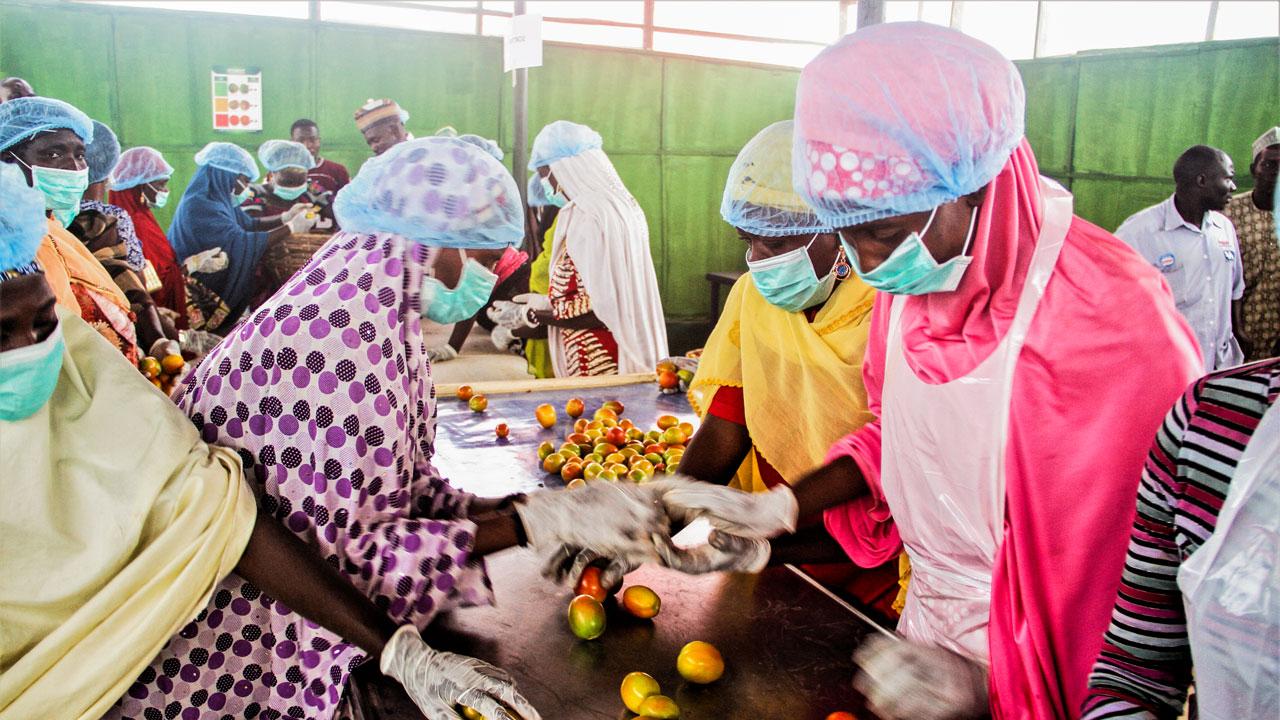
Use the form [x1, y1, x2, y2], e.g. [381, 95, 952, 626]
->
[676, 641, 724, 684]
[638, 695, 680, 719]
[567, 595, 606, 640]
[619, 672, 661, 714]
[621, 585, 661, 619]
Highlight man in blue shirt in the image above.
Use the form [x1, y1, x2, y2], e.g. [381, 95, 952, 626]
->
[1116, 145, 1246, 371]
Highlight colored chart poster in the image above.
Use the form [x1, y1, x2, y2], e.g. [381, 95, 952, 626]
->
[211, 67, 262, 132]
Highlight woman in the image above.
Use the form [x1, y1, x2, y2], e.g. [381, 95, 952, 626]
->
[0, 161, 544, 720]
[649, 24, 1203, 720]
[678, 120, 900, 615]
[515, 120, 666, 377]
[114, 137, 670, 720]
[72, 119, 176, 355]
[0, 96, 138, 360]
[167, 142, 315, 331]
[110, 146, 188, 327]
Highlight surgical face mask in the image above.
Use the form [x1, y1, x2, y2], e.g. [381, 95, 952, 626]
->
[746, 234, 837, 312]
[15, 157, 89, 227]
[540, 176, 567, 208]
[272, 183, 307, 201]
[846, 206, 978, 295]
[232, 182, 252, 205]
[0, 322, 65, 421]
[421, 250, 499, 324]
[147, 183, 170, 209]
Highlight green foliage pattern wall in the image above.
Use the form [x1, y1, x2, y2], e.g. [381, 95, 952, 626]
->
[2, 1, 1275, 319]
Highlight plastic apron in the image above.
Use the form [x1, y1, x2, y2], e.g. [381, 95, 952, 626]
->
[879, 178, 1072, 661]
[1176, 402, 1280, 719]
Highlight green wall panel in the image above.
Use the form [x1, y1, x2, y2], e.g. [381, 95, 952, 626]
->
[315, 26, 504, 151]
[1016, 58, 1077, 177]
[0, 5, 115, 124]
[1199, 43, 1280, 173]
[519, 46, 663, 154]
[1071, 178, 1172, 233]
[112, 15, 200, 147]
[611, 153, 664, 256]
[661, 58, 797, 155]
[661, 155, 741, 318]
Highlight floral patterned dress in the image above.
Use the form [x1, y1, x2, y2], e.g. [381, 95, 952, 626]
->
[548, 251, 618, 376]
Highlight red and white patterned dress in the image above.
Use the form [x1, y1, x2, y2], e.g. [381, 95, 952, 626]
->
[549, 251, 618, 376]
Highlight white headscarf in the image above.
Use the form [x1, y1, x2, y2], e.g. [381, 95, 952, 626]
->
[548, 148, 667, 374]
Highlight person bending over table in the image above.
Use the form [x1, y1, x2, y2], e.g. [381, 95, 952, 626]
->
[106, 137, 673, 720]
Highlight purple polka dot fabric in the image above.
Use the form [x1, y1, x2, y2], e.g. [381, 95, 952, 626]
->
[108, 231, 495, 720]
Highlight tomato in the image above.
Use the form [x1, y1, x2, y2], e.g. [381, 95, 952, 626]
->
[456, 385, 474, 401]
[676, 641, 724, 684]
[620, 672, 661, 714]
[565, 397, 585, 418]
[494, 423, 509, 439]
[560, 461, 583, 482]
[621, 585, 661, 619]
[567, 595, 606, 640]
[593, 407, 618, 422]
[661, 427, 687, 446]
[535, 403, 557, 429]
[160, 354, 185, 375]
[566, 432, 592, 446]
[638, 694, 680, 719]
[575, 565, 608, 602]
[573, 418, 589, 434]
[559, 442, 582, 458]
[604, 426, 628, 447]
[825, 713, 857, 720]
[655, 360, 678, 375]
[678, 422, 695, 437]
[603, 399, 625, 414]
[537, 441, 556, 461]
[655, 415, 679, 430]
[468, 394, 488, 412]
[139, 356, 162, 379]
[582, 462, 605, 481]
[657, 370, 679, 389]
[566, 477, 587, 490]
[542, 452, 567, 474]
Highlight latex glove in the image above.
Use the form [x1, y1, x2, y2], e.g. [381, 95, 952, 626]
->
[541, 546, 638, 590]
[511, 292, 550, 312]
[184, 248, 228, 274]
[487, 300, 536, 329]
[490, 325, 522, 354]
[515, 482, 670, 582]
[286, 212, 318, 234]
[651, 475, 799, 538]
[381, 625, 542, 720]
[148, 338, 181, 360]
[427, 344, 459, 363]
[280, 203, 311, 223]
[655, 529, 771, 574]
[852, 636, 989, 720]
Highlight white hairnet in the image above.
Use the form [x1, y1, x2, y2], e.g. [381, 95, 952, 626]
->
[721, 120, 832, 237]
[0, 96, 93, 153]
[528, 120, 602, 170]
[110, 147, 174, 190]
[194, 141, 259, 180]
[257, 139, 316, 173]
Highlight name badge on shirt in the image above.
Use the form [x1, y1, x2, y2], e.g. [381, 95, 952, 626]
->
[1224, 249, 1236, 262]
[1156, 252, 1179, 273]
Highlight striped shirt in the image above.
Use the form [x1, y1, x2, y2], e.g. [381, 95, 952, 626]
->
[1082, 358, 1280, 719]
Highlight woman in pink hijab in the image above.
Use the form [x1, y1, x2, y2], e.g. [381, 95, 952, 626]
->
[651, 22, 1202, 720]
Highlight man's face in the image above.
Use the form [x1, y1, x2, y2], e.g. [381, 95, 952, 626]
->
[1199, 154, 1236, 212]
[3, 129, 87, 178]
[274, 167, 309, 188]
[0, 273, 59, 353]
[292, 125, 321, 161]
[1251, 145, 1279, 206]
[362, 119, 407, 156]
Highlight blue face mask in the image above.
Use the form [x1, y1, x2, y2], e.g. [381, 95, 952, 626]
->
[0, 322, 65, 421]
[422, 251, 500, 324]
[746, 234, 837, 312]
[272, 183, 307, 201]
[846, 206, 978, 295]
[16, 157, 89, 228]
[540, 176, 567, 208]
[233, 184, 253, 205]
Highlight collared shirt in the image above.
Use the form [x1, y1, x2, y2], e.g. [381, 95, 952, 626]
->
[1222, 190, 1279, 361]
[1116, 194, 1244, 371]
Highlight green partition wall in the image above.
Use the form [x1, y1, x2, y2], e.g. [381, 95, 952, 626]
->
[2, 1, 1275, 320]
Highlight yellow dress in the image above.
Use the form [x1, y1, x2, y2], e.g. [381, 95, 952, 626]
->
[524, 218, 557, 379]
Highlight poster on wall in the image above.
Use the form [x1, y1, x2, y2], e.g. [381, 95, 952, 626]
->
[211, 66, 262, 132]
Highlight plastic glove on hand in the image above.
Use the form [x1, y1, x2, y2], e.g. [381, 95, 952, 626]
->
[650, 475, 798, 538]
[184, 248, 229, 275]
[511, 292, 550, 312]
[381, 626, 542, 720]
[487, 300, 533, 329]
[490, 325, 522, 354]
[541, 546, 638, 590]
[655, 529, 770, 575]
[280, 203, 311, 223]
[426, 344, 459, 363]
[148, 338, 181, 360]
[516, 482, 669, 583]
[852, 635, 988, 720]
[286, 212, 318, 234]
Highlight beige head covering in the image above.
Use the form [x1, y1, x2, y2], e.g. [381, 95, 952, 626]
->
[1253, 126, 1280, 160]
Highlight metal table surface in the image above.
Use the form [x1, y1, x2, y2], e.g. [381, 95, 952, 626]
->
[349, 375, 885, 719]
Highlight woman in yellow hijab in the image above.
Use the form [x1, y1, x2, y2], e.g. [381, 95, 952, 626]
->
[682, 120, 901, 616]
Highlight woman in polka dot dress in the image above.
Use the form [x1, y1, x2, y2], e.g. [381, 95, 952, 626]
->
[106, 138, 670, 720]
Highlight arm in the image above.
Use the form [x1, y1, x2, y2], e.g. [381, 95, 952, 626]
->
[1081, 390, 1197, 720]
[679, 405, 753, 485]
[448, 317, 476, 352]
[533, 307, 606, 330]
[1233, 299, 1253, 358]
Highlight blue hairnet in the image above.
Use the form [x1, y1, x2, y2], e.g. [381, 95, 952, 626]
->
[526, 172, 550, 207]
[110, 146, 174, 190]
[257, 139, 316, 173]
[85, 120, 120, 185]
[528, 120, 602, 170]
[722, 120, 832, 237]
[334, 137, 524, 249]
[194, 141, 259, 181]
[459, 134, 504, 161]
[0, 162, 48, 272]
[793, 22, 1024, 228]
[0, 96, 94, 153]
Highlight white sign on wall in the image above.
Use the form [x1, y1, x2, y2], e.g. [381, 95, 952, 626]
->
[211, 66, 262, 132]
[504, 14, 543, 73]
